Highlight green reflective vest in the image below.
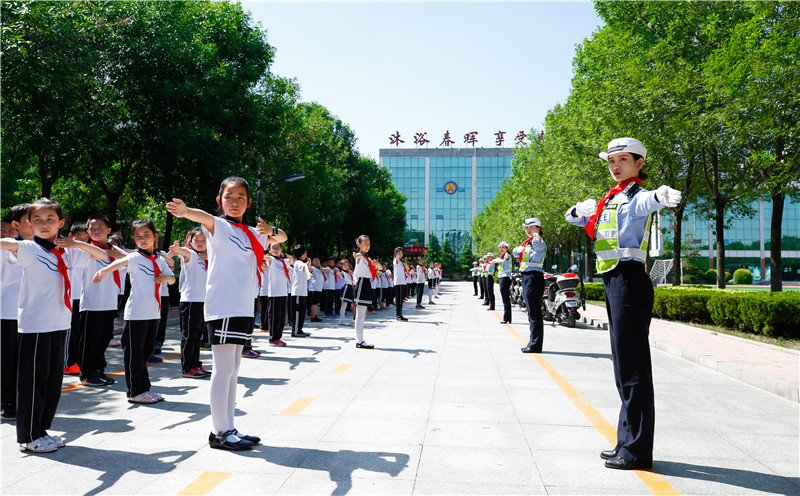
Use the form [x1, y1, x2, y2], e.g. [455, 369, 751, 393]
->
[594, 193, 653, 274]
[519, 243, 545, 272]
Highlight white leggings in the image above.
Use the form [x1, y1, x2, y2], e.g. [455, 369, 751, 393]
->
[210, 344, 243, 436]
[354, 305, 366, 343]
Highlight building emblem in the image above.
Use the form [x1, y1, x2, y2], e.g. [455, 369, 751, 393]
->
[444, 181, 458, 195]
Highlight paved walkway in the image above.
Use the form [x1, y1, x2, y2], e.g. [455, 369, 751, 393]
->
[2, 282, 798, 495]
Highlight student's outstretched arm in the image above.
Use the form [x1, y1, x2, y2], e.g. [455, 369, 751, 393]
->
[256, 218, 287, 243]
[166, 199, 215, 235]
[55, 236, 108, 260]
[93, 258, 129, 284]
[0, 239, 18, 253]
[167, 241, 191, 263]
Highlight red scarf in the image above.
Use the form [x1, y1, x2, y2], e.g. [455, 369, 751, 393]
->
[140, 250, 162, 309]
[277, 257, 290, 280]
[49, 247, 72, 311]
[584, 178, 641, 240]
[518, 238, 533, 264]
[91, 240, 121, 289]
[231, 222, 264, 285]
[363, 255, 377, 279]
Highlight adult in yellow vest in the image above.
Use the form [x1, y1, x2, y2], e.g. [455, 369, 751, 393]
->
[489, 242, 513, 323]
[512, 218, 547, 353]
[566, 137, 681, 471]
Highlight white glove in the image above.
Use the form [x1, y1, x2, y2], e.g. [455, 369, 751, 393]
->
[531, 233, 541, 242]
[655, 185, 682, 208]
[575, 199, 597, 217]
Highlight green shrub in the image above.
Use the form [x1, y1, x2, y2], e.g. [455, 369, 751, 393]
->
[707, 293, 742, 329]
[704, 269, 717, 284]
[733, 268, 753, 285]
[654, 288, 712, 323]
[725, 271, 732, 282]
[738, 292, 800, 337]
[583, 282, 605, 301]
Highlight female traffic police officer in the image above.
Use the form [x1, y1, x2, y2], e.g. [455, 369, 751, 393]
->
[566, 137, 681, 471]
[511, 218, 546, 353]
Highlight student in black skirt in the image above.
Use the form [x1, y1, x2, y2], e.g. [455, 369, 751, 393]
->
[351, 235, 376, 349]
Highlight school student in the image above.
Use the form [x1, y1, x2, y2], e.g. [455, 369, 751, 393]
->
[392, 247, 407, 321]
[1, 198, 107, 452]
[322, 256, 336, 317]
[0, 204, 32, 420]
[289, 245, 312, 338]
[339, 260, 355, 327]
[334, 259, 345, 317]
[351, 236, 376, 349]
[167, 176, 286, 451]
[64, 223, 89, 375]
[307, 258, 324, 322]
[80, 214, 127, 387]
[152, 241, 174, 357]
[415, 258, 426, 309]
[263, 243, 290, 346]
[168, 228, 210, 378]
[566, 138, 681, 470]
[93, 219, 175, 404]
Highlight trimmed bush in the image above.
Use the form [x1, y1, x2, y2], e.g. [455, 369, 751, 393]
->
[704, 269, 717, 284]
[583, 282, 605, 301]
[738, 292, 800, 337]
[733, 268, 753, 285]
[707, 293, 742, 329]
[653, 288, 713, 323]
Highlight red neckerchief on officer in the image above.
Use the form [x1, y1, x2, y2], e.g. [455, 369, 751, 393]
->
[90, 240, 121, 290]
[584, 177, 641, 240]
[222, 216, 265, 286]
[34, 237, 72, 311]
[139, 248, 162, 309]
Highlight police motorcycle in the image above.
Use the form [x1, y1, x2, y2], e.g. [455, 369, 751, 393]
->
[510, 271, 525, 309]
[541, 264, 582, 327]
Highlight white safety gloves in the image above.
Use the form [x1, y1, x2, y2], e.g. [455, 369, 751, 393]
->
[575, 199, 597, 217]
[531, 233, 541, 242]
[655, 185, 682, 208]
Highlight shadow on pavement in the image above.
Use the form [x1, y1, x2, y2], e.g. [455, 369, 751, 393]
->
[373, 347, 437, 358]
[654, 460, 800, 494]
[237, 376, 291, 398]
[282, 343, 346, 356]
[260, 355, 320, 371]
[542, 350, 612, 360]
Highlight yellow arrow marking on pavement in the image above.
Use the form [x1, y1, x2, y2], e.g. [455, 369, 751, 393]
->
[281, 397, 315, 415]
[492, 310, 680, 496]
[177, 471, 230, 495]
[382, 332, 391, 336]
[333, 363, 353, 373]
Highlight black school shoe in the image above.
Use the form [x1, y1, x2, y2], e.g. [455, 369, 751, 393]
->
[208, 430, 253, 451]
[396, 316, 408, 321]
[232, 428, 261, 445]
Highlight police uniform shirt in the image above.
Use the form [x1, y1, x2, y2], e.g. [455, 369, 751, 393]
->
[266, 256, 290, 298]
[122, 251, 173, 321]
[290, 259, 309, 297]
[201, 216, 269, 321]
[512, 237, 546, 273]
[81, 250, 120, 311]
[178, 250, 207, 303]
[566, 188, 662, 263]
[14, 239, 91, 333]
[0, 249, 23, 320]
[494, 254, 512, 278]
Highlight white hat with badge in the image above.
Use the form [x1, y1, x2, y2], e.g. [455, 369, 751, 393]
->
[599, 137, 647, 161]
[523, 218, 541, 227]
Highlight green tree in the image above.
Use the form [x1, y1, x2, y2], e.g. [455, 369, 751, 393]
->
[458, 242, 475, 278]
[439, 239, 458, 278]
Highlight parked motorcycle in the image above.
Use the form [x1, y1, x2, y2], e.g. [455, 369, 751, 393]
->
[541, 264, 582, 327]
[510, 272, 525, 309]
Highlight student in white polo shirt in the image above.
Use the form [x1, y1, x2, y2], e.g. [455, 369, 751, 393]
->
[392, 247, 407, 321]
[263, 243, 291, 346]
[93, 219, 175, 405]
[1, 198, 107, 453]
[288, 244, 312, 338]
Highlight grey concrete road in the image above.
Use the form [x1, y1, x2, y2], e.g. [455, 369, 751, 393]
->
[2, 282, 798, 495]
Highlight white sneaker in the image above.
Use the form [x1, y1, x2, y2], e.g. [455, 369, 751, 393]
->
[19, 437, 57, 453]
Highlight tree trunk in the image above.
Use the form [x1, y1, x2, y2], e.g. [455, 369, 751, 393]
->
[715, 201, 726, 289]
[770, 192, 784, 292]
[672, 207, 684, 285]
[163, 212, 174, 251]
[38, 153, 53, 199]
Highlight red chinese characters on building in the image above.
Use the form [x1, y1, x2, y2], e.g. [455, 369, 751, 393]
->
[389, 131, 404, 146]
[515, 131, 527, 142]
[414, 132, 430, 146]
[463, 131, 478, 147]
[440, 130, 455, 147]
[494, 131, 506, 146]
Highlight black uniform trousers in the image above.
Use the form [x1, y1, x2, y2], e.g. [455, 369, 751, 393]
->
[416, 283, 425, 306]
[478, 276, 484, 298]
[259, 295, 270, 331]
[291, 295, 307, 335]
[521, 271, 545, 351]
[323, 289, 335, 315]
[16, 330, 66, 443]
[79, 310, 116, 378]
[179, 301, 205, 373]
[65, 299, 81, 367]
[603, 261, 655, 466]
[268, 296, 287, 341]
[472, 276, 479, 295]
[156, 296, 170, 346]
[498, 276, 512, 322]
[1, 320, 18, 413]
[395, 284, 405, 317]
[122, 319, 158, 397]
[485, 276, 496, 310]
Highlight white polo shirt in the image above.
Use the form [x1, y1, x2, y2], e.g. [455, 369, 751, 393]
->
[266, 256, 290, 297]
[0, 248, 23, 320]
[308, 266, 324, 292]
[81, 245, 121, 312]
[393, 260, 405, 285]
[178, 249, 207, 302]
[290, 259, 309, 297]
[123, 251, 173, 321]
[322, 267, 335, 290]
[15, 239, 91, 333]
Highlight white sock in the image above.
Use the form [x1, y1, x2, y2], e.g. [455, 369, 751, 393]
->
[210, 344, 242, 438]
[355, 305, 366, 343]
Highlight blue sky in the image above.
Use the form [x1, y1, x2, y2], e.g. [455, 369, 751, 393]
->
[244, 2, 604, 159]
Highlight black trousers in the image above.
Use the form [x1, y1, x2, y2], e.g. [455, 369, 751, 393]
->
[472, 276, 479, 295]
[335, 287, 345, 315]
[416, 283, 425, 306]
[259, 295, 270, 331]
[478, 276, 485, 298]
[16, 330, 66, 443]
[395, 284, 405, 317]
[179, 301, 205, 373]
[291, 295, 307, 335]
[603, 261, 655, 466]
[156, 296, 170, 346]
[65, 299, 81, 367]
[521, 271, 545, 351]
[287, 293, 294, 326]
[1, 319, 18, 411]
[323, 289, 335, 315]
[485, 276, 496, 309]
[268, 296, 287, 341]
[79, 310, 116, 377]
[498, 277, 512, 322]
[122, 319, 158, 397]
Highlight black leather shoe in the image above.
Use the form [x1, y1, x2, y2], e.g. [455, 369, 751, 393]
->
[208, 431, 253, 451]
[292, 331, 310, 337]
[415, 305, 425, 309]
[604, 456, 650, 470]
[600, 449, 618, 460]
[396, 316, 408, 321]
[232, 429, 260, 445]
[500, 321, 510, 324]
[356, 341, 375, 349]
[520, 347, 540, 353]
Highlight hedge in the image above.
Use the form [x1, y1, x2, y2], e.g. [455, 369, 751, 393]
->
[583, 284, 800, 338]
[733, 268, 754, 285]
